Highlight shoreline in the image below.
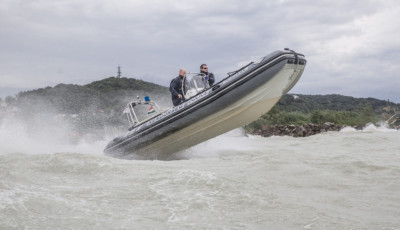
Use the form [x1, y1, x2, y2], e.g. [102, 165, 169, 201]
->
[246, 122, 399, 138]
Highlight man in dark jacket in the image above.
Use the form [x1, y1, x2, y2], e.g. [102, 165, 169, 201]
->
[200, 64, 215, 87]
[169, 69, 186, 106]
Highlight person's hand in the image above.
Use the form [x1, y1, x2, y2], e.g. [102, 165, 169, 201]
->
[178, 94, 183, 99]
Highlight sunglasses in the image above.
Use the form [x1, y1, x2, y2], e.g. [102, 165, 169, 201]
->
[202, 67, 208, 69]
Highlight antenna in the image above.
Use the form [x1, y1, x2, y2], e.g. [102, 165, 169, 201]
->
[117, 65, 122, 78]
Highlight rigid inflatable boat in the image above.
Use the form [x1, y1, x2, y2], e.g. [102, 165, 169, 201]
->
[105, 48, 306, 159]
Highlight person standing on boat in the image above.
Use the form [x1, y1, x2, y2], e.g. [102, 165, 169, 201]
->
[169, 69, 186, 106]
[200, 64, 215, 87]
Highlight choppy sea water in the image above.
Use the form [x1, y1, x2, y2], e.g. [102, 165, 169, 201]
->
[1, 123, 400, 229]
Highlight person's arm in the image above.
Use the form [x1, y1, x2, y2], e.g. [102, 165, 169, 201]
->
[208, 73, 215, 86]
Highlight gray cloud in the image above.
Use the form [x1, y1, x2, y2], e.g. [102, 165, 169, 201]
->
[1, 0, 399, 102]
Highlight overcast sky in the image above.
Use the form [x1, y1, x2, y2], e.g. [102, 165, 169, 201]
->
[1, 0, 399, 102]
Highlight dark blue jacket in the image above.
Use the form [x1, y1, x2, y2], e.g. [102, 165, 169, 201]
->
[169, 75, 184, 106]
[200, 71, 215, 86]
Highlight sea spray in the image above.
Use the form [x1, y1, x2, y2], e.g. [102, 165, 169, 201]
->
[0, 112, 109, 155]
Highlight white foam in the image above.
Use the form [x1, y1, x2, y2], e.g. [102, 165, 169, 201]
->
[362, 123, 397, 133]
[339, 124, 398, 134]
[340, 126, 357, 132]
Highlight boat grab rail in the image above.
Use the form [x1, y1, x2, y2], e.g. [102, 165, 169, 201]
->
[123, 97, 162, 127]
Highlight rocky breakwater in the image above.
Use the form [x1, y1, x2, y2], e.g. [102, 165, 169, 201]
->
[250, 122, 348, 137]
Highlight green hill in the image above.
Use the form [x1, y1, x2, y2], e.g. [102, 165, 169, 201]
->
[14, 77, 170, 114]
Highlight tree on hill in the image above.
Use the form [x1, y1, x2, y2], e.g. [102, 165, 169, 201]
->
[277, 94, 398, 115]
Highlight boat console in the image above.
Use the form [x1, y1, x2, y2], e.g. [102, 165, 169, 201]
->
[182, 73, 210, 99]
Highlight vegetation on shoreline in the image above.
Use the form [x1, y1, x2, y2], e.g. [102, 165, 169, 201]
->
[244, 105, 380, 132]
[244, 94, 399, 133]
